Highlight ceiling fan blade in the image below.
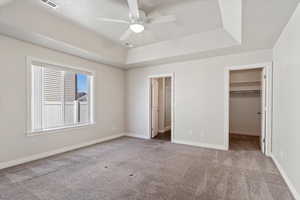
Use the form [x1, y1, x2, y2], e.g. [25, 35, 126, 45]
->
[96, 17, 129, 24]
[120, 28, 133, 41]
[148, 15, 176, 24]
[127, 0, 140, 19]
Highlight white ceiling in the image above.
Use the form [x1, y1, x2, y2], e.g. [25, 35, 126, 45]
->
[126, 0, 300, 66]
[0, 0, 299, 68]
[27, 0, 223, 47]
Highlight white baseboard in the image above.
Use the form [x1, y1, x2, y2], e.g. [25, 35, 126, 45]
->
[271, 154, 300, 200]
[173, 140, 227, 151]
[125, 133, 150, 139]
[0, 134, 124, 170]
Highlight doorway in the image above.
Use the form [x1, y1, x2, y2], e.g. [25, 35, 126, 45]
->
[225, 63, 272, 155]
[229, 68, 263, 152]
[149, 75, 173, 141]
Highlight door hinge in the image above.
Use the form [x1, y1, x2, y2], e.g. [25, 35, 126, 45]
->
[263, 138, 266, 143]
[264, 75, 267, 79]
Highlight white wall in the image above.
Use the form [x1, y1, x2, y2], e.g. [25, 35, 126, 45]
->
[0, 35, 125, 164]
[125, 49, 272, 148]
[126, 29, 238, 66]
[229, 69, 262, 136]
[273, 3, 300, 198]
[229, 97, 261, 136]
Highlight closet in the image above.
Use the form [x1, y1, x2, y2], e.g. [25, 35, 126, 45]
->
[229, 69, 263, 150]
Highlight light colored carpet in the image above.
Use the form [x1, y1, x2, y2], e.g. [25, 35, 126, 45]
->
[0, 136, 294, 200]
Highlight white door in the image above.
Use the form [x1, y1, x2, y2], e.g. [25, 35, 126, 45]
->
[151, 79, 159, 138]
[260, 68, 267, 154]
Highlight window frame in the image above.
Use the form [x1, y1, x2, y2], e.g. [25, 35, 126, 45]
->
[26, 56, 96, 136]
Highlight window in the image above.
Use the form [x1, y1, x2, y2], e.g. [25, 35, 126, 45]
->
[29, 59, 94, 133]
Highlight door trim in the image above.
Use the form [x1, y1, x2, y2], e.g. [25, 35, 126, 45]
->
[151, 78, 159, 138]
[148, 73, 175, 142]
[224, 63, 273, 156]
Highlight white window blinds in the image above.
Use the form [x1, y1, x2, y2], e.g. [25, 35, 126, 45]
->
[31, 62, 93, 132]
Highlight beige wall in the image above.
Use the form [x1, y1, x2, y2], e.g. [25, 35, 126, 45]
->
[125, 49, 272, 148]
[273, 3, 300, 198]
[0, 35, 125, 164]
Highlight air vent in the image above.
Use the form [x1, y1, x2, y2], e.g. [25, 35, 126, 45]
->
[41, 0, 57, 9]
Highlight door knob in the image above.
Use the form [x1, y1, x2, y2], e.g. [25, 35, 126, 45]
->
[257, 112, 262, 115]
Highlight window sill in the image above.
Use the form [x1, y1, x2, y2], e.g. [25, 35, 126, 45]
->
[27, 123, 96, 136]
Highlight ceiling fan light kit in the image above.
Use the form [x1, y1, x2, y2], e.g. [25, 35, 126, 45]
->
[130, 23, 144, 33]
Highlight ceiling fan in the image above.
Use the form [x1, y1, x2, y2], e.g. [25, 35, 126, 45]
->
[96, 0, 176, 45]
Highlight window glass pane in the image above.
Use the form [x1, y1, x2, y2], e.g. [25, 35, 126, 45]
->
[76, 74, 89, 124]
[64, 71, 76, 125]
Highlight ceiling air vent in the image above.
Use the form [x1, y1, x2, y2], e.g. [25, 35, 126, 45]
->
[41, 0, 57, 9]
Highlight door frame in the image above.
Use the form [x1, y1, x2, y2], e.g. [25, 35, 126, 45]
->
[148, 73, 175, 142]
[224, 62, 273, 156]
[151, 78, 159, 138]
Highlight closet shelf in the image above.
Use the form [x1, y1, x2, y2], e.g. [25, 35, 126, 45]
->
[230, 80, 261, 87]
[230, 89, 261, 97]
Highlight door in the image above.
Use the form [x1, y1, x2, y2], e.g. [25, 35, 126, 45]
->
[151, 79, 159, 138]
[260, 68, 267, 154]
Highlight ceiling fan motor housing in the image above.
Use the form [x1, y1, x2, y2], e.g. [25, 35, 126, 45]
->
[129, 9, 147, 24]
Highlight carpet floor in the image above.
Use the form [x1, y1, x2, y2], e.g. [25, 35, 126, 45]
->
[0, 136, 294, 200]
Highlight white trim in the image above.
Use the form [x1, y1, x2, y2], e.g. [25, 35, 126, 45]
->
[27, 56, 96, 75]
[224, 62, 273, 156]
[26, 57, 33, 136]
[27, 122, 96, 136]
[148, 74, 174, 78]
[224, 68, 230, 149]
[227, 62, 271, 71]
[173, 140, 227, 151]
[270, 154, 300, 200]
[0, 133, 124, 169]
[148, 73, 175, 142]
[125, 133, 150, 139]
[161, 78, 166, 131]
[0, 134, 124, 170]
